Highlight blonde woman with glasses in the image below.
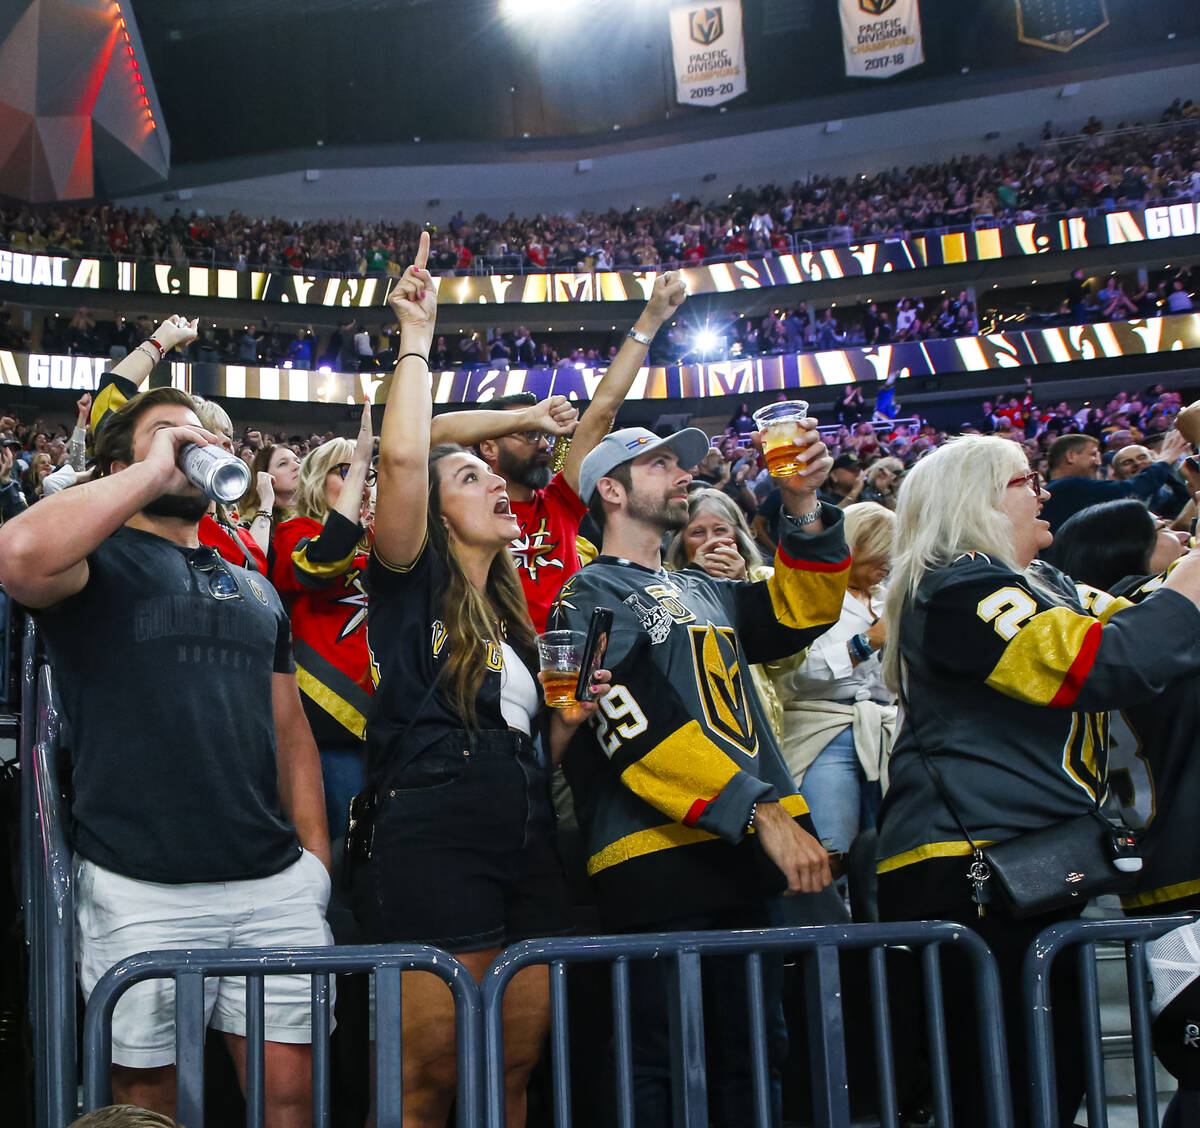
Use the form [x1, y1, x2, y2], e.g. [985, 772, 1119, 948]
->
[875, 433, 1200, 1127]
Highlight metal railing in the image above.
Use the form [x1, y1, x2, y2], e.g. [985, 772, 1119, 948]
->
[81, 944, 484, 1128]
[23, 657, 77, 1128]
[482, 921, 1013, 1128]
[1024, 913, 1198, 1128]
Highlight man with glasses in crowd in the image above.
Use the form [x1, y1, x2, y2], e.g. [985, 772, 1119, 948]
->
[0, 317, 331, 1124]
[429, 272, 688, 631]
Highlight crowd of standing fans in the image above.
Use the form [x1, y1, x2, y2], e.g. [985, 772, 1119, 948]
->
[7, 235, 1200, 1127]
[2, 101, 1198, 279]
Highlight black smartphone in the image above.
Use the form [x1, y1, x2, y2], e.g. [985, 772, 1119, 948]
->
[575, 607, 613, 703]
[1185, 455, 1200, 475]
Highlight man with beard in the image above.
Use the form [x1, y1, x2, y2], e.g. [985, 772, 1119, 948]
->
[0, 322, 331, 1124]
[545, 422, 849, 1127]
[429, 272, 687, 631]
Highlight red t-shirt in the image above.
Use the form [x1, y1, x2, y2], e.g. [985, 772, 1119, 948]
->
[198, 514, 268, 573]
[508, 472, 588, 633]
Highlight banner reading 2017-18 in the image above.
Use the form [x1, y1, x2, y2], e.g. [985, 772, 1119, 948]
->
[840, 0, 924, 79]
[669, 3, 747, 107]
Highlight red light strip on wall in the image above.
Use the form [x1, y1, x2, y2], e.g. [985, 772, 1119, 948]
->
[113, 3, 156, 130]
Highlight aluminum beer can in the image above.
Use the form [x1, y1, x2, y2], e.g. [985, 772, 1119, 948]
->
[548, 434, 571, 472]
[179, 443, 251, 503]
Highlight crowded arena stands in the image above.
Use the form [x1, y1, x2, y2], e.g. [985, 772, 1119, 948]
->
[7, 3, 1200, 1127]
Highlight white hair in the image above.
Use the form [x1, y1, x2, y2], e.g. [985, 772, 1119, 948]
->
[882, 435, 1028, 692]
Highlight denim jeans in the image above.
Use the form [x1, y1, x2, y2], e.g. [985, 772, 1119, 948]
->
[319, 745, 365, 841]
[797, 726, 881, 854]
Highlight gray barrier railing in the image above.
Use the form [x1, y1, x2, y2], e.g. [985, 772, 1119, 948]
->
[81, 944, 484, 1128]
[24, 658, 77, 1128]
[1024, 913, 1198, 1128]
[19, 616, 36, 939]
[481, 921, 1013, 1128]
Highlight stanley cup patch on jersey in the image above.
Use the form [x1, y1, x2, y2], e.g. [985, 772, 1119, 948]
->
[623, 591, 674, 645]
[688, 623, 759, 757]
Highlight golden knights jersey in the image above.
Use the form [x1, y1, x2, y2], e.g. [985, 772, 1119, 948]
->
[548, 506, 849, 927]
[877, 554, 1200, 876]
[1106, 571, 1200, 913]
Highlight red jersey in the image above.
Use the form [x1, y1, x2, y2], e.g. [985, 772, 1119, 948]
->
[199, 514, 268, 573]
[272, 513, 373, 740]
[508, 472, 588, 633]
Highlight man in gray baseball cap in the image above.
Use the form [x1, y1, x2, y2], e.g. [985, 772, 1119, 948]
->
[576, 425, 712, 507]
[549, 414, 849, 1126]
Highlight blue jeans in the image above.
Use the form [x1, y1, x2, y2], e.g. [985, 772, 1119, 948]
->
[320, 745, 365, 841]
[798, 727, 881, 855]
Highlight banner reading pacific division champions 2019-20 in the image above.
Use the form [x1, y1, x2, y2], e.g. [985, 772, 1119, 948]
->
[669, 3, 747, 108]
[840, 0, 924, 79]
[5, 314, 1198, 407]
[1, 205, 1196, 308]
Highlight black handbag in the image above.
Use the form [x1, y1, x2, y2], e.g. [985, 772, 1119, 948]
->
[916, 746, 1137, 919]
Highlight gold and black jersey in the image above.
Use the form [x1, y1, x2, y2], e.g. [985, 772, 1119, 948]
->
[549, 504, 849, 927]
[877, 554, 1200, 876]
[1105, 570, 1200, 914]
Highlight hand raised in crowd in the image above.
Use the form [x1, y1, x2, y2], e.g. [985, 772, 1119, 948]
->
[75, 393, 92, 428]
[256, 471, 275, 514]
[544, 668, 614, 763]
[0, 444, 13, 482]
[387, 231, 437, 349]
[751, 416, 834, 502]
[644, 271, 688, 325]
[352, 396, 374, 465]
[527, 394, 579, 438]
[1158, 426, 1191, 463]
[151, 314, 199, 353]
[696, 538, 748, 581]
[865, 616, 887, 650]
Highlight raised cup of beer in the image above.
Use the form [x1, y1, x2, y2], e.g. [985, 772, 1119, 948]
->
[537, 630, 585, 708]
[752, 399, 810, 478]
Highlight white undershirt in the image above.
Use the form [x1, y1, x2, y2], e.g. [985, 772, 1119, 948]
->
[499, 642, 539, 735]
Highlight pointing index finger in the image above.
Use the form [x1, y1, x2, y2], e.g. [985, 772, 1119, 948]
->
[414, 231, 430, 271]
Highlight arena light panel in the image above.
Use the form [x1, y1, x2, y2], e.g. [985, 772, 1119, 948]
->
[2, 312, 1197, 405]
[1, 205, 1195, 306]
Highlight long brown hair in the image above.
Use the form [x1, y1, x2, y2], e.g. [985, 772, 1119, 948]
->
[427, 444, 534, 726]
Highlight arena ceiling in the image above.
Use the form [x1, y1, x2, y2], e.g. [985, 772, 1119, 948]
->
[130, 0, 1200, 166]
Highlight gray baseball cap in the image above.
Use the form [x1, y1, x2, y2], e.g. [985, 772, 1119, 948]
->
[577, 426, 712, 505]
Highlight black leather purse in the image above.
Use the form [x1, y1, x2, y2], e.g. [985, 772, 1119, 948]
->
[917, 747, 1137, 919]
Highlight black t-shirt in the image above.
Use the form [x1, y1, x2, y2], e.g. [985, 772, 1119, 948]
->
[364, 539, 538, 791]
[37, 527, 299, 883]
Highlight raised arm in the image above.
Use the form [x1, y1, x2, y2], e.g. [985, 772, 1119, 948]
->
[429, 395, 578, 449]
[561, 272, 688, 494]
[374, 233, 438, 567]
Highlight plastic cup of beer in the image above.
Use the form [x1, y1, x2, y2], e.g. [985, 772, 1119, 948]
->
[537, 630, 585, 708]
[752, 400, 810, 478]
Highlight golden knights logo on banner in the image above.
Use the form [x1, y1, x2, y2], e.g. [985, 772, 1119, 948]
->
[668, 2, 747, 108]
[839, 0, 924, 79]
[1015, 0, 1109, 52]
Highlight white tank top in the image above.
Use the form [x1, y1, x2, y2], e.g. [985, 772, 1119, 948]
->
[499, 641, 539, 735]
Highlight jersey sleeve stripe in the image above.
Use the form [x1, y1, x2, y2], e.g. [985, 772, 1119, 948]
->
[292, 539, 357, 585]
[619, 719, 742, 825]
[767, 565, 848, 633]
[776, 548, 853, 574]
[983, 606, 1100, 707]
[1048, 620, 1103, 707]
[682, 796, 717, 827]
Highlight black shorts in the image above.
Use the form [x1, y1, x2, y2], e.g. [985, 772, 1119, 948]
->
[352, 729, 573, 953]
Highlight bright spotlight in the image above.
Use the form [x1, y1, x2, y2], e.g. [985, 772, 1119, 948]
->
[693, 327, 720, 356]
[503, 0, 583, 15]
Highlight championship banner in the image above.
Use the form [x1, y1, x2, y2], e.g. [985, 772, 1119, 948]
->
[840, 0, 924, 79]
[5, 313, 1198, 404]
[1015, 0, 1108, 52]
[668, 3, 746, 108]
[1, 205, 1197, 307]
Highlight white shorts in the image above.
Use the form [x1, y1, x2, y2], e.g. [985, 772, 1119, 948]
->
[75, 849, 335, 1068]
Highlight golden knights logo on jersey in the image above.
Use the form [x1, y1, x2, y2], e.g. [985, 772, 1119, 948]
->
[859, 0, 896, 15]
[688, 623, 758, 757]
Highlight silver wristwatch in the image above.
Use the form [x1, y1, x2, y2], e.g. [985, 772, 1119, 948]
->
[626, 327, 653, 346]
[782, 507, 821, 528]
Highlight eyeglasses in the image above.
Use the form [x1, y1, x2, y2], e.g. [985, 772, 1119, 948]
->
[1006, 470, 1042, 495]
[332, 463, 378, 486]
[189, 547, 242, 600]
[512, 431, 554, 447]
